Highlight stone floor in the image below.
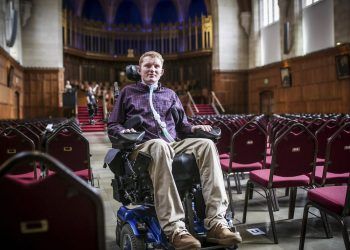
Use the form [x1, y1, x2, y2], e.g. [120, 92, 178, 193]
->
[85, 132, 348, 250]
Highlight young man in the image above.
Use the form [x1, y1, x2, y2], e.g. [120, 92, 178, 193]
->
[108, 51, 241, 249]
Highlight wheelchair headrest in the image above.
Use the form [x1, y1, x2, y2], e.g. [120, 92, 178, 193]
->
[126, 65, 141, 82]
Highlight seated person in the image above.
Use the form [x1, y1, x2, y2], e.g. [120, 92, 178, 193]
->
[108, 51, 242, 250]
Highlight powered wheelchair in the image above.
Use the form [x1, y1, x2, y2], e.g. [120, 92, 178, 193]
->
[104, 66, 238, 250]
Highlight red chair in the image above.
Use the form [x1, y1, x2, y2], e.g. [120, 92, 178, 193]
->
[314, 119, 339, 167]
[211, 120, 232, 159]
[0, 151, 105, 250]
[314, 122, 350, 186]
[221, 121, 267, 213]
[16, 125, 41, 151]
[243, 123, 317, 243]
[45, 125, 93, 185]
[0, 127, 37, 179]
[299, 175, 350, 249]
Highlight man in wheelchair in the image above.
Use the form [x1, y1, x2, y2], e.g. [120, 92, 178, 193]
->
[108, 51, 242, 249]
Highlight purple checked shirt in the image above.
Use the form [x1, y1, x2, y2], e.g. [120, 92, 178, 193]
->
[108, 82, 193, 142]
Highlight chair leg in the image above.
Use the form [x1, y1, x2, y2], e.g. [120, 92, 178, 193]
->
[241, 172, 245, 180]
[271, 188, 280, 211]
[340, 219, 350, 250]
[320, 211, 332, 238]
[299, 203, 311, 250]
[266, 189, 278, 244]
[285, 187, 290, 196]
[236, 173, 242, 194]
[242, 180, 251, 223]
[288, 187, 297, 219]
[249, 182, 254, 199]
[233, 173, 239, 193]
[226, 174, 235, 217]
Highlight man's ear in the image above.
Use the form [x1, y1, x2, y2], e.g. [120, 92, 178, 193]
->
[137, 65, 141, 74]
[160, 68, 164, 76]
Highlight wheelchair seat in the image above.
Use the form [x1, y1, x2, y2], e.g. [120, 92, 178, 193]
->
[106, 127, 220, 206]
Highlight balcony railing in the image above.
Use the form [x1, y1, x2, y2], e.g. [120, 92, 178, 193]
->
[62, 10, 213, 57]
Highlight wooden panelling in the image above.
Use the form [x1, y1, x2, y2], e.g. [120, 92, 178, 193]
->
[0, 47, 24, 119]
[212, 70, 248, 113]
[23, 68, 64, 118]
[248, 43, 350, 114]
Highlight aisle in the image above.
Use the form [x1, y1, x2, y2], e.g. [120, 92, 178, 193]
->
[84, 132, 120, 250]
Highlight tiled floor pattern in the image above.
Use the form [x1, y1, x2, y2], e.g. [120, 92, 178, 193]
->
[86, 132, 348, 250]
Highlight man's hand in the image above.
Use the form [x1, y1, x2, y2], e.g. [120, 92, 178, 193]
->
[121, 128, 137, 133]
[191, 125, 212, 133]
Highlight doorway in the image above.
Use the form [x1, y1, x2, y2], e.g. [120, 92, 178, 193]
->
[259, 90, 274, 114]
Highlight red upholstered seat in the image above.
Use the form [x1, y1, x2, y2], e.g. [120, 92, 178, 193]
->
[219, 153, 229, 159]
[312, 166, 349, 185]
[250, 169, 310, 188]
[308, 186, 346, 214]
[221, 159, 262, 172]
[316, 157, 325, 166]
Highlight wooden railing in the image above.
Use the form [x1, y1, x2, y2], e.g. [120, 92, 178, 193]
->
[187, 91, 198, 116]
[211, 91, 225, 114]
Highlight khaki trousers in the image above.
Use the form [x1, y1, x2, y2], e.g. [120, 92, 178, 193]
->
[131, 138, 228, 237]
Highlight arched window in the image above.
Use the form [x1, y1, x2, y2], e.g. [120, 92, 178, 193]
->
[152, 0, 178, 25]
[82, 0, 105, 22]
[115, 0, 142, 25]
[188, 0, 207, 19]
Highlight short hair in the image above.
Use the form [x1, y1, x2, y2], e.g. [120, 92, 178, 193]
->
[139, 51, 164, 66]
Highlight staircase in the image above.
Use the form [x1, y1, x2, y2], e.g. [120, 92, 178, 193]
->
[192, 104, 217, 115]
[77, 106, 106, 132]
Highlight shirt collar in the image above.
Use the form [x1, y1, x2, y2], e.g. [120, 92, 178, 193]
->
[138, 81, 162, 91]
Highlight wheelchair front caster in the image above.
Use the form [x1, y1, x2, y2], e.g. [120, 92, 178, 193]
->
[120, 224, 145, 250]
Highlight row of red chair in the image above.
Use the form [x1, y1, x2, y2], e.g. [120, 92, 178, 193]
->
[0, 118, 95, 186]
[190, 113, 349, 248]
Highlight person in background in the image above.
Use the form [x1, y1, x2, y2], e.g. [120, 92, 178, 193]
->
[108, 51, 242, 250]
[86, 82, 99, 124]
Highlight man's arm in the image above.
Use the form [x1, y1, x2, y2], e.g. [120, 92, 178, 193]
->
[107, 89, 127, 136]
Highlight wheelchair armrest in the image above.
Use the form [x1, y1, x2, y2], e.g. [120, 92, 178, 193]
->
[187, 127, 221, 141]
[108, 131, 145, 150]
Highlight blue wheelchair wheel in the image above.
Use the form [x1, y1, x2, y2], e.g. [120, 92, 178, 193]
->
[120, 224, 145, 250]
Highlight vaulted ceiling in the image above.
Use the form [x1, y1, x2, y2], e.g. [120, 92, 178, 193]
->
[63, 0, 211, 25]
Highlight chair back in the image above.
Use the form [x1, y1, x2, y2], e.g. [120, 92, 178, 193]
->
[211, 120, 232, 155]
[16, 125, 41, 150]
[0, 128, 35, 175]
[46, 125, 91, 174]
[230, 121, 267, 164]
[0, 151, 105, 250]
[306, 118, 325, 135]
[315, 119, 339, 159]
[325, 122, 350, 175]
[271, 123, 317, 178]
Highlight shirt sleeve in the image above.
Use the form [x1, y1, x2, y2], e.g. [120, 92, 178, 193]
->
[173, 93, 193, 135]
[107, 89, 127, 136]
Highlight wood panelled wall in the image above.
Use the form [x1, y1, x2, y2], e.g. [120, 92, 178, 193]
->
[24, 68, 64, 118]
[212, 70, 248, 114]
[0, 48, 24, 119]
[249, 44, 350, 114]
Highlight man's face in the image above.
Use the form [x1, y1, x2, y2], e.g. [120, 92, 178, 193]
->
[138, 56, 164, 85]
